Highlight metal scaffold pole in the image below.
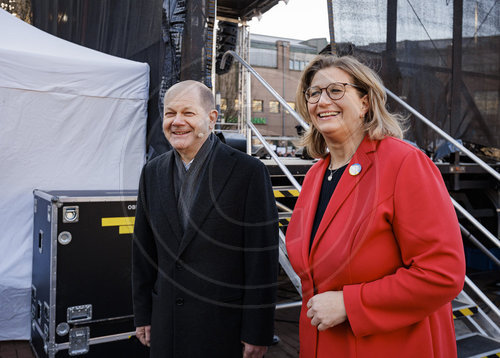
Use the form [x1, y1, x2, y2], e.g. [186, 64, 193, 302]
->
[326, 0, 336, 54]
[237, 22, 252, 155]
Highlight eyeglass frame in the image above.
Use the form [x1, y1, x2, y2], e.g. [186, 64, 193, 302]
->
[303, 82, 364, 104]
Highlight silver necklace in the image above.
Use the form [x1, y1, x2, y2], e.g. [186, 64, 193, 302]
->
[327, 157, 352, 181]
[327, 164, 343, 181]
[327, 146, 358, 181]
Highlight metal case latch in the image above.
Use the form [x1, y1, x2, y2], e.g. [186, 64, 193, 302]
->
[68, 327, 90, 356]
[62, 206, 79, 223]
[67, 304, 92, 323]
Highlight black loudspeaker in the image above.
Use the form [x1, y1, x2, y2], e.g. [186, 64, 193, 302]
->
[216, 21, 238, 75]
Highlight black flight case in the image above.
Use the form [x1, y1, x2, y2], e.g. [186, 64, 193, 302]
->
[31, 190, 149, 357]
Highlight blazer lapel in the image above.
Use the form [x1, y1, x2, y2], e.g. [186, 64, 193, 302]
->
[176, 140, 237, 256]
[157, 151, 184, 244]
[309, 136, 377, 260]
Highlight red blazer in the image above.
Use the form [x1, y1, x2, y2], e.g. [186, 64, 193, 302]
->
[286, 136, 465, 358]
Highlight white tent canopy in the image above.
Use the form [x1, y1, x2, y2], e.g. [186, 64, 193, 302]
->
[0, 9, 149, 339]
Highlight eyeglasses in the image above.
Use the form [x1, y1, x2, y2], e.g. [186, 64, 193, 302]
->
[304, 82, 362, 104]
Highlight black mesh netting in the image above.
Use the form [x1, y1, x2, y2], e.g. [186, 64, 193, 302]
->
[330, 0, 499, 157]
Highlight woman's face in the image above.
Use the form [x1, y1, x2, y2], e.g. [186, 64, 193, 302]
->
[307, 66, 368, 144]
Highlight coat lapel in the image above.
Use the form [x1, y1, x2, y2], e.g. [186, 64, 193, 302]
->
[176, 140, 237, 256]
[300, 158, 329, 271]
[157, 151, 184, 244]
[309, 136, 377, 260]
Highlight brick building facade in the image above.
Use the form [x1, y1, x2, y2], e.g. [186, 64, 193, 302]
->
[216, 34, 327, 138]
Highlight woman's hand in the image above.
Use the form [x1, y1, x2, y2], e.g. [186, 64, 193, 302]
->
[306, 291, 347, 331]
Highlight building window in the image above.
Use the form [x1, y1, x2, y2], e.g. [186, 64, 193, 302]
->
[234, 99, 239, 108]
[289, 59, 307, 71]
[269, 101, 280, 113]
[252, 100, 264, 112]
[285, 102, 295, 114]
[220, 98, 227, 111]
[250, 47, 278, 68]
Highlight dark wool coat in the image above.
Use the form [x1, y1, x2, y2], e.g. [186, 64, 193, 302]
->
[132, 138, 279, 358]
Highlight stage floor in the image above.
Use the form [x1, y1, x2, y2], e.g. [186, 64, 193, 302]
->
[0, 270, 301, 358]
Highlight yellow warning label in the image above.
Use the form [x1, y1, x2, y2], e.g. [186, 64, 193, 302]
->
[279, 218, 291, 227]
[453, 306, 477, 319]
[119, 225, 135, 234]
[274, 189, 300, 198]
[483, 353, 500, 358]
[459, 308, 474, 316]
[102, 217, 135, 226]
[101, 217, 135, 235]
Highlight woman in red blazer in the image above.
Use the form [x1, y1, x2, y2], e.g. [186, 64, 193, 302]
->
[286, 55, 465, 358]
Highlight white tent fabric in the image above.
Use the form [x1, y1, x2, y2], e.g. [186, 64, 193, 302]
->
[0, 9, 149, 339]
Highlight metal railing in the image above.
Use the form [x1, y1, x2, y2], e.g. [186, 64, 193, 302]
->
[221, 50, 309, 131]
[386, 89, 500, 182]
[247, 121, 302, 192]
[452, 197, 500, 249]
[460, 224, 500, 267]
[385, 89, 499, 250]
[465, 276, 500, 322]
[221, 51, 304, 306]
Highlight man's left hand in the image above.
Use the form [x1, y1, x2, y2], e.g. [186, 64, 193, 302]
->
[242, 341, 267, 358]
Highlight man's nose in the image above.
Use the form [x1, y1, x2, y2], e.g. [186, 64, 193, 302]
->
[171, 114, 185, 125]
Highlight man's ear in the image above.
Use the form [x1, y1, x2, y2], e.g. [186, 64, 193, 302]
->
[208, 110, 218, 130]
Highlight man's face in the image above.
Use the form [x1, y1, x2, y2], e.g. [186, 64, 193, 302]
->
[163, 88, 216, 162]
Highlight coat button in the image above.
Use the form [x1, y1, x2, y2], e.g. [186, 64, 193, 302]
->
[175, 262, 182, 270]
[176, 297, 184, 306]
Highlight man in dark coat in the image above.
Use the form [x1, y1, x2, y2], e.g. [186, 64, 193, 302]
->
[132, 80, 279, 358]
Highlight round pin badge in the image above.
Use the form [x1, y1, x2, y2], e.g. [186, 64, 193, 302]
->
[349, 163, 362, 176]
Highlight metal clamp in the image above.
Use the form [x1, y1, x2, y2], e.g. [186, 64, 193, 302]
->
[68, 327, 90, 356]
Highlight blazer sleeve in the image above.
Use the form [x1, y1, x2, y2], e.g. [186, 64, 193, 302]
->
[344, 149, 465, 337]
[240, 161, 279, 346]
[132, 166, 158, 327]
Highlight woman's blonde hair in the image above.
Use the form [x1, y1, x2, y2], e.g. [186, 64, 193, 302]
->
[296, 55, 405, 158]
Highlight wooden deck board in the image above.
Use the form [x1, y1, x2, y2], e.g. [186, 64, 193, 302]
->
[0, 340, 34, 358]
[0, 312, 299, 358]
[267, 305, 300, 357]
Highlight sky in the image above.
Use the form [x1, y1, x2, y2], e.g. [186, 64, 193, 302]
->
[248, 0, 331, 41]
